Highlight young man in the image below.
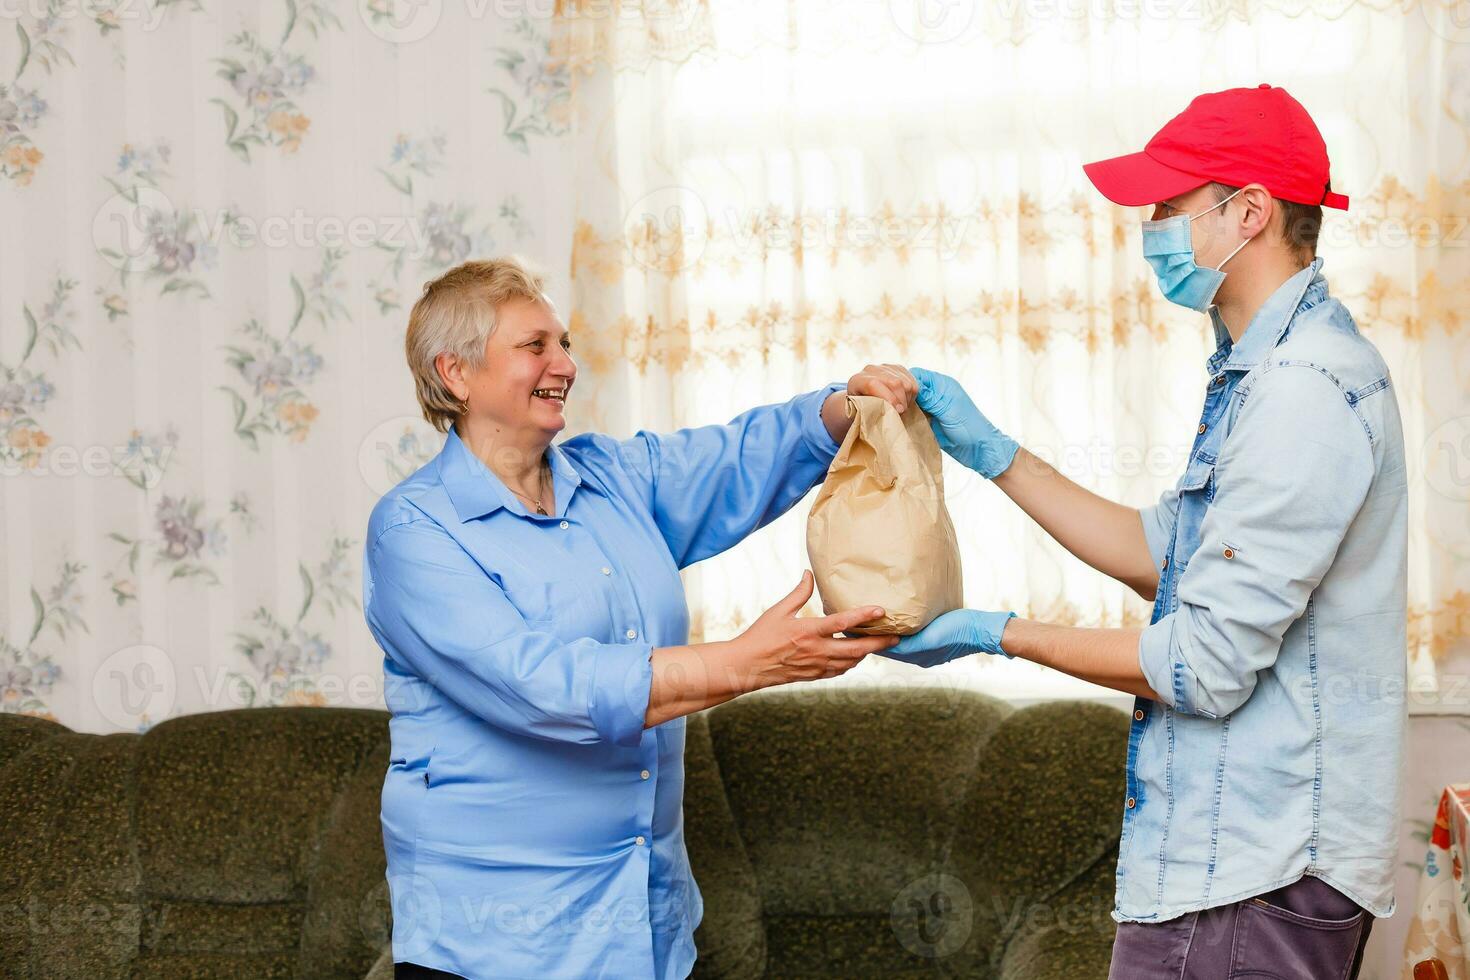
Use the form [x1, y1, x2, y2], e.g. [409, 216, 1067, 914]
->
[885, 85, 1407, 978]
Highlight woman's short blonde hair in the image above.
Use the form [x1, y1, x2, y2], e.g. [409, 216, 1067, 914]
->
[405, 256, 549, 433]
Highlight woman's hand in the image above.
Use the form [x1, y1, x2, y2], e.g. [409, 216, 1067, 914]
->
[733, 571, 898, 689]
[848, 363, 920, 414]
[822, 363, 922, 443]
[910, 367, 1019, 479]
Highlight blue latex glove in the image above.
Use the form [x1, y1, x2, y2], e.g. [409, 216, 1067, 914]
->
[878, 609, 1017, 668]
[910, 367, 1019, 479]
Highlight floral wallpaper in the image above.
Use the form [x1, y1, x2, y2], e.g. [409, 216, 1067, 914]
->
[0, 0, 573, 730]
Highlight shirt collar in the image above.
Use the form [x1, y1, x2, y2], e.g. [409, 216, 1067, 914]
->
[1206, 256, 1328, 375]
[437, 426, 588, 523]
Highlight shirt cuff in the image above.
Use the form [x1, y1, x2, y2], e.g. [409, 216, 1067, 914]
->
[589, 642, 654, 746]
[1138, 615, 1215, 720]
[799, 382, 848, 461]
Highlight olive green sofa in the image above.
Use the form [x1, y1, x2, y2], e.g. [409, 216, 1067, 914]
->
[0, 687, 1128, 978]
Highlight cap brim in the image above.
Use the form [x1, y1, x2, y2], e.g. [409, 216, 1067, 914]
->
[1082, 150, 1210, 207]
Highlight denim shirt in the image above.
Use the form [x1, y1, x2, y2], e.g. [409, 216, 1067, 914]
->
[363, 385, 844, 979]
[1119, 257, 1408, 923]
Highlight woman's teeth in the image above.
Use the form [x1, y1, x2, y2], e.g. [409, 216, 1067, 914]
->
[532, 388, 566, 401]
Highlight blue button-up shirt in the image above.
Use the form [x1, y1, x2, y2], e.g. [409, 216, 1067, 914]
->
[1119, 258, 1408, 922]
[362, 384, 844, 979]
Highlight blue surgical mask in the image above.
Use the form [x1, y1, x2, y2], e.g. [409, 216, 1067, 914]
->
[1141, 188, 1251, 312]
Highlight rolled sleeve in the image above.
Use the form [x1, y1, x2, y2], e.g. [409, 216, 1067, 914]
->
[367, 518, 652, 745]
[1139, 365, 1374, 719]
[1139, 487, 1180, 571]
[613, 382, 847, 568]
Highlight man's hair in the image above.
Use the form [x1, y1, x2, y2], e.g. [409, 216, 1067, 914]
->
[1209, 181, 1322, 269]
[404, 256, 548, 434]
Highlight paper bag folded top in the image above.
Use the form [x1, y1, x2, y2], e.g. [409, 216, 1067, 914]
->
[806, 394, 964, 636]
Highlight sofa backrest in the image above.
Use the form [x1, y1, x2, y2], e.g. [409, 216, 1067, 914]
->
[1, 688, 1128, 979]
[0, 707, 390, 979]
[697, 686, 1013, 976]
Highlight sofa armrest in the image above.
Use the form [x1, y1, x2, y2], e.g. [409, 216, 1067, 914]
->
[994, 854, 1118, 980]
[940, 701, 1129, 976]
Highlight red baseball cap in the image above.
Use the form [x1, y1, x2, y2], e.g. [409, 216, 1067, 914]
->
[1083, 84, 1349, 211]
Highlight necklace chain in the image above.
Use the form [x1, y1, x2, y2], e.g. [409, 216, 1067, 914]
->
[506, 460, 550, 516]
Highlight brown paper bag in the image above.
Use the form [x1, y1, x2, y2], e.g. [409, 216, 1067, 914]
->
[806, 394, 964, 636]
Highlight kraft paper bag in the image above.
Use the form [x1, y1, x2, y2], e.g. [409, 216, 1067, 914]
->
[806, 394, 964, 636]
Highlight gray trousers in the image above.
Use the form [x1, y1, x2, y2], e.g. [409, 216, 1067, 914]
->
[1108, 875, 1373, 980]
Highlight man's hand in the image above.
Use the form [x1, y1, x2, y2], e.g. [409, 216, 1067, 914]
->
[878, 608, 1016, 669]
[910, 368, 1019, 479]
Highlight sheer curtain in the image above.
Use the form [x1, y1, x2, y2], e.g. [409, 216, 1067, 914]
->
[557, 0, 1470, 703]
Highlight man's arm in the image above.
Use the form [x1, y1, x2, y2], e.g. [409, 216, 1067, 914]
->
[911, 369, 1160, 601]
[994, 448, 1162, 602]
[999, 619, 1159, 701]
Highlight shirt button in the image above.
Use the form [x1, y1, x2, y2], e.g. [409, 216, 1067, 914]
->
[1161, 556, 1169, 570]
[1133, 709, 1145, 721]
[1223, 548, 1235, 559]
[1198, 423, 1207, 434]
[640, 769, 650, 780]
[1126, 797, 1137, 809]
[625, 629, 637, 640]
[601, 566, 612, 575]
[559, 520, 569, 529]
[635, 835, 646, 846]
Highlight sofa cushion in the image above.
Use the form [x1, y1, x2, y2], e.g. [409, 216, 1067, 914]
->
[705, 685, 1010, 922]
[134, 707, 389, 905]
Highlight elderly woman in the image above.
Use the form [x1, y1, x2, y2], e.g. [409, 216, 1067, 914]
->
[363, 256, 922, 979]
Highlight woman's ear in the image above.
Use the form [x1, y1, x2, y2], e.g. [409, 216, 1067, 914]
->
[435, 351, 468, 404]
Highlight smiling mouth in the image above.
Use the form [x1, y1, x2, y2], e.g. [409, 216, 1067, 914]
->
[532, 387, 567, 402]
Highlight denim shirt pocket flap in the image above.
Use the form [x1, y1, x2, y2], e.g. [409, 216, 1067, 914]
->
[1178, 452, 1216, 493]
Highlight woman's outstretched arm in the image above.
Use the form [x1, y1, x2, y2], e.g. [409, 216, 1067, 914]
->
[644, 571, 896, 727]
